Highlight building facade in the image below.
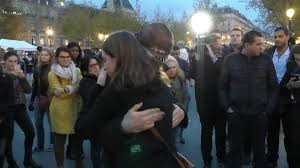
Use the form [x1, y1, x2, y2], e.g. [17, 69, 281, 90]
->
[12, 0, 66, 48]
[214, 7, 260, 44]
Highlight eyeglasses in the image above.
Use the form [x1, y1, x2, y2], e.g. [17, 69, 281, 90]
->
[89, 63, 99, 68]
[58, 56, 71, 59]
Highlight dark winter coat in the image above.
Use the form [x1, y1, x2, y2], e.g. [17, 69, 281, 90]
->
[75, 77, 180, 168]
[219, 52, 278, 116]
[30, 65, 51, 103]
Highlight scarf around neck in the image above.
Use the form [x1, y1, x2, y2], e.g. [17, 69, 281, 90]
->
[51, 62, 77, 84]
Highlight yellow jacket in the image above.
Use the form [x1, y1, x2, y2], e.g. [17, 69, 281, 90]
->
[48, 68, 82, 134]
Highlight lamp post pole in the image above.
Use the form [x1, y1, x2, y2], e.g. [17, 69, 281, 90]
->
[191, 12, 212, 95]
[286, 8, 295, 36]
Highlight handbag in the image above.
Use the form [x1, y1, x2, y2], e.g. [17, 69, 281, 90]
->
[149, 128, 196, 168]
[38, 95, 51, 111]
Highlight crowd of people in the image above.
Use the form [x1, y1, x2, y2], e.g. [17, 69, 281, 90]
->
[0, 22, 300, 168]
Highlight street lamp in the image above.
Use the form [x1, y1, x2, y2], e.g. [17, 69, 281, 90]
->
[191, 12, 212, 35]
[60, 1, 65, 7]
[46, 28, 54, 47]
[98, 33, 105, 41]
[190, 11, 212, 95]
[286, 8, 295, 35]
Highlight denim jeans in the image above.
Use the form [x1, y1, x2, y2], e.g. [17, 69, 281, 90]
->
[34, 103, 54, 147]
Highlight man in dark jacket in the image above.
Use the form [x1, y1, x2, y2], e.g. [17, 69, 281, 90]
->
[191, 30, 226, 168]
[219, 30, 278, 168]
[264, 27, 293, 168]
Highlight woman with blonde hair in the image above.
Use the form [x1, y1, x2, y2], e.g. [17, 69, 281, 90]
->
[48, 47, 82, 168]
[29, 48, 55, 153]
[163, 56, 189, 144]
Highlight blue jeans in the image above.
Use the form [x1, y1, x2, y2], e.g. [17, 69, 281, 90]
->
[34, 104, 54, 147]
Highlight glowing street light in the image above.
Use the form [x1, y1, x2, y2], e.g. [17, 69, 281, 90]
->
[286, 8, 295, 19]
[191, 12, 213, 35]
[286, 8, 295, 36]
[60, 1, 65, 7]
[98, 33, 105, 41]
[46, 28, 54, 47]
[46, 28, 54, 36]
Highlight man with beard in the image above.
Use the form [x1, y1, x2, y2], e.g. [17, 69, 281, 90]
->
[264, 27, 293, 168]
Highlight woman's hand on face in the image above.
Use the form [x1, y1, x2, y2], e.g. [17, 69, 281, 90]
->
[121, 103, 165, 134]
[97, 68, 107, 86]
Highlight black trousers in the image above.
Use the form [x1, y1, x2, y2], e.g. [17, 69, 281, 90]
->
[195, 90, 226, 164]
[227, 112, 267, 168]
[6, 104, 35, 165]
[0, 121, 11, 168]
[285, 103, 300, 168]
[266, 103, 289, 164]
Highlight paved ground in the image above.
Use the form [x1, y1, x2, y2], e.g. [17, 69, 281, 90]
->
[4, 84, 288, 168]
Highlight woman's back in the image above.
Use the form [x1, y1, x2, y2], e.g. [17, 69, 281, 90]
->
[99, 78, 179, 168]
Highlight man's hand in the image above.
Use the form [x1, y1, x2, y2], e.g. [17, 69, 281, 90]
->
[172, 104, 185, 128]
[227, 107, 235, 113]
[121, 103, 165, 134]
[287, 77, 300, 89]
[206, 44, 218, 62]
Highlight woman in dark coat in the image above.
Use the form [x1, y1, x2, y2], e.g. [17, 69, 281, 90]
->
[79, 53, 109, 168]
[76, 31, 180, 168]
[280, 44, 300, 168]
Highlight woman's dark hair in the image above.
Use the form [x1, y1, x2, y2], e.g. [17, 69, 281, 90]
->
[4, 51, 18, 60]
[102, 31, 160, 90]
[83, 49, 95, 58]
[55, 47, 72, 60]
[80, 55, 101, 75]
[67, 42, 82, 65]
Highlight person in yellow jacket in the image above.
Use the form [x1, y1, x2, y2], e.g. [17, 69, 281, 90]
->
[48, 47, 82, 168]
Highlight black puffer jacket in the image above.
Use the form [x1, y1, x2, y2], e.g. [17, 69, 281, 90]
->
[219, 52, 278, 115]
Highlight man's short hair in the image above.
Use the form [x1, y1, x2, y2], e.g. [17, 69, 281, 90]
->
[243, 30, 263, 46]
[136, 23, 174, 53]
[274, 27, 289, 36]
[230, 27, 243, 36]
